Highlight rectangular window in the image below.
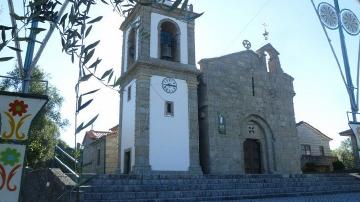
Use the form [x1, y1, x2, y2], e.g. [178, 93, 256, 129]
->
[127, 85, 131, 101]
[97, 149, 101, 165]
[301, 144, 311, 156]
[319, 146, 325, 156]
[164, 101, 174, 116]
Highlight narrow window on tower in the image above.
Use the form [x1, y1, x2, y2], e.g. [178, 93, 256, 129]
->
[252, 77, 255, 96]
[127, 85, 132, 101]
[164, 101, 174, 116]
[127, 28, 136, 67]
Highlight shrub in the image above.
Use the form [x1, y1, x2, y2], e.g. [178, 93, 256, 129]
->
[333, 160, 345, 171]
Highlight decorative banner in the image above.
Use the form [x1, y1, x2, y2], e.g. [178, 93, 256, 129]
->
[0, 144, 25, 202]
[0, 94, 48, 141]
[349, 123, 360, 158]
[0, 92, 48, 202]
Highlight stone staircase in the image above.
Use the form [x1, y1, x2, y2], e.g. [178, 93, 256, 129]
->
[80, 174, 360, 201]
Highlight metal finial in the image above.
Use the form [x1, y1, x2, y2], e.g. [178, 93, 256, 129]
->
[262, 23, 269, 40]
[242, 40, 251, 50]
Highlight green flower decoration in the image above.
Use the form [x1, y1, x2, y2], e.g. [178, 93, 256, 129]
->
[0, 148, 21, 166]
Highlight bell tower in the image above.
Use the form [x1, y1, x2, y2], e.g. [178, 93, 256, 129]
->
[118, 1, 201, 174]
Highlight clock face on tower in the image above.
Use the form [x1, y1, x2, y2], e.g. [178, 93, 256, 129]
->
[162, 77, 177, 94]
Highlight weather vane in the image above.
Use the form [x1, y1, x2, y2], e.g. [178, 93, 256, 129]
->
[262, 23, 269, 40]
[242, 40, 251, 50]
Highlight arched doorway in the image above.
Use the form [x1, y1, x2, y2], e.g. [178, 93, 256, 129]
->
[244, 139, 262, 174]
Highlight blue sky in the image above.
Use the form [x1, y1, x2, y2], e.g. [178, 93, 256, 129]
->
[0, 0, 360, 149]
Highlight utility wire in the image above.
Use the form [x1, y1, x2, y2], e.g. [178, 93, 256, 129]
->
[222, 0, 271, 52]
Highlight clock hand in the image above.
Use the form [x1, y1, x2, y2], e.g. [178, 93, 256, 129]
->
[166, 84, 176, 87]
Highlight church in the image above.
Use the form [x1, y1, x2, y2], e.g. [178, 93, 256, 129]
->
[117, 1, 301, 175]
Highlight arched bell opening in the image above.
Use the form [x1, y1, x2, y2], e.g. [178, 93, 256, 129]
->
[158, 20, 180, 62]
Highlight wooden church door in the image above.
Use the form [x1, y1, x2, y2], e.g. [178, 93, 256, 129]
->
[244, 139, 262, 174]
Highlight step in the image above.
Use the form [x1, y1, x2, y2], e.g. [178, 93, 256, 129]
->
[83, 179, 360, 193]
[90, 175, 359, 186]
[83, 184, 360, 200]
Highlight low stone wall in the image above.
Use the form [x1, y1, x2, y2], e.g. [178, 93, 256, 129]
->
[20, 168, 76, 202]
[301, 155, 338, 172]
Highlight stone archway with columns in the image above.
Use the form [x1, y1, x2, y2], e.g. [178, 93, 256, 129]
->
[241, 114, 277, 174]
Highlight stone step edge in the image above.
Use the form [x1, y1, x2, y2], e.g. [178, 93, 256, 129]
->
[94, 174, 356, 180]
[91, 177, 359, 184]
[87, 179, 360, 187]
[82, 184, 360, 198]
[82, 180, 360, 192]
[83, 189, 360, 201]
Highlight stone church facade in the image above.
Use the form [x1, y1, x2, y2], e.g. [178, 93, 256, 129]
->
[117, 2, 301, 175]
[198, 46, 300, 174]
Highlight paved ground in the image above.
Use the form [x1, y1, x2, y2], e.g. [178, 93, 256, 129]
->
[240, 192, 360, 202]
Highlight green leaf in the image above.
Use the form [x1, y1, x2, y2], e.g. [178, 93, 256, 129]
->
[87, 16, 103, 24]
[84, 40, 100, 53]
[113, 77, 121, 87]
[101, 69, 113, 80]
[169, 0, 182, 11]
[30, 27, 47, 35]
[82, 114, 99, 129]
[77, 99, 93, 112]
[81, 89, 100, 96]
[0, 57, 14, 62]
[100, 0, 109, 4]
[7, 46, 22, 52]
[60, 13, 68, 28]
[10, 13, 27, 21]
[1, 29, 5, 43]
[85, 25, 92, 38]
[0, 42, 6, 51]
[0, 25, 13, 30]
[77, 96, 82, 110]
[180, 0, 188, 13]
[79, 74, 92, 82]
[107, 71, 114, 83]
[83, 49, 95, 65]
[89, 58, 101, 69]
[75, 123, 84, 134]
[13, 37, 31, 42]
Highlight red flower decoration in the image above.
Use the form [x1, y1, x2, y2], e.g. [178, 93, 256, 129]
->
[8, 100, 28, 116]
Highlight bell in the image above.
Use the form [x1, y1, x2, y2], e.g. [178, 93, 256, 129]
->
[161, 44, 172, 59]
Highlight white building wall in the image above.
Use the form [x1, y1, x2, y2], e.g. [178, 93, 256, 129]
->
[149, 76, 190, 171]
[120, 80, 136, 172]
[150, 13, 188, 64]
[297, 124, 332, 156]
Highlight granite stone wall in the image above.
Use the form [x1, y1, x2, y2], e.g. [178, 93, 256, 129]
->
[198, 45, 301, 174]
[20, 168, 76, 202]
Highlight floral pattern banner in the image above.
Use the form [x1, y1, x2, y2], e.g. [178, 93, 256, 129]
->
[0, 95, 47, 141]
[0, 144, 25, 202]
[0, 93, 47, 202]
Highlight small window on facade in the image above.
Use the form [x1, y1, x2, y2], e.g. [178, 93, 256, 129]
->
[301, 144, 311, 156]
[319, 146, 325, 156]
[97, 149, 101, 165]
[218, 113, 226, 134]
[165, 101, 174, 116]
[127, 85, 132, 101]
